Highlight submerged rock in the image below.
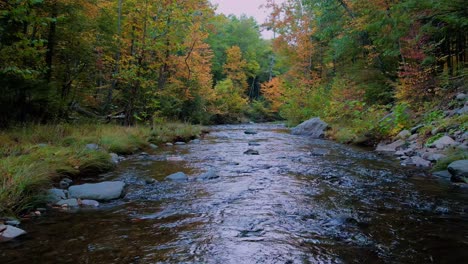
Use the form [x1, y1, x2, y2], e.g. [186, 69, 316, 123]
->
[166, 172, 188, 181]
[448, 160, 468, 183]
[244, 149, 259, 155]
[248, 141, 261, 146]
[0, 224, 26, 242]
[244, 129, 258, 135]
[197, 169, 219, 181]
[291, 117, 328, 138]
[68, 181, 125, 201]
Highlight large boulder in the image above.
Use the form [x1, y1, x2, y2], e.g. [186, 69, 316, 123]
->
[447, 160, 468, 183]
[430, 136, 457, 149]
[68, 181, 125, 201]
[0, 224, 26, 242]
[291, 117, 328, 138]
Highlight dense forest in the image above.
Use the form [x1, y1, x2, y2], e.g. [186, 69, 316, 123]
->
[1, 0, 466, 131]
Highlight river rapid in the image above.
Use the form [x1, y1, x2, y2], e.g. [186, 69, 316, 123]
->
[1, 123, 467, 263]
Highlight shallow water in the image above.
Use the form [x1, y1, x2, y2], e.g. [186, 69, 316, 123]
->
[1, 123, 467, 263]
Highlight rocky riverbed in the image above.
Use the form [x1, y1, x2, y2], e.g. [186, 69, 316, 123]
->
[1, 123, 467, 263]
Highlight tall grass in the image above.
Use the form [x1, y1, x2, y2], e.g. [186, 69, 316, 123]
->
[0, 122, 202, 216]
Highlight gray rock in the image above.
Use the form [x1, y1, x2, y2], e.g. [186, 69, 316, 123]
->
[81, 199, 100, 207]
[408, 156, 431, 167]
[143, 177, 156, 184]
[47, 188, 67, 203]
[56, 198, 79, 207]
[447, 160, 468, 183]
[432, 170, 451, 179]
[4, 219, 20, 226]
[85, 143, 99, 150]
[410, 124, 424, 134]
[197, 169, 219, 181]
[244, 149, 259, 155]
[166, 172, 188, 182]
[244, 129, 258, 135]
[291, 117, 328, 138]
[396, 130, 411, 139]
[309, 148, 330, 156]
[174, 141, 186, 145]
[456, 105, 468, 115]
[430, 136, 457, 149]
[422, 152, 446, 162]
[0, 225, 26, 241]
[68, 181, 125, 201]
[165, 142, 173, 146]
[149, 143, 158, 149]
[248, 141, 261, 146]
[456, 93, 466, 101]
[376, 139, 406, 152]
[59, 178, 73, 189]
[110, 153, 120, 164]
[408, 134, 419, 141]
[190, 139, 201, 144]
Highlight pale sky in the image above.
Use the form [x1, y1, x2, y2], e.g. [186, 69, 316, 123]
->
[209, 0, 285, 39]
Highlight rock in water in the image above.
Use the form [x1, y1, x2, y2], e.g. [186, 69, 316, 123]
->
[244, 129, 258, 135]
[56, 198, 79, 207]
[197, 169, 219, 181]
[47, 188, 67, 203]
[165, 172, 188, 182]
[244, 149, 259, 155]
[0, 225, 26, 242]
[81, 200, 100, 207]
[291, 117, 328, 138]
[447, 160, 468, 183]
[68, 181, 125, 201]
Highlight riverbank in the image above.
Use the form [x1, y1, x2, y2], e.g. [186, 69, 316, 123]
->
[0, 122, 203, 217]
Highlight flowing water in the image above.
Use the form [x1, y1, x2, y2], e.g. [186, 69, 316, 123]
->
[1, 123, 467, 263]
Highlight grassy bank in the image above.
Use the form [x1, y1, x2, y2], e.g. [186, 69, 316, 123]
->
[0, 123, 202, 216]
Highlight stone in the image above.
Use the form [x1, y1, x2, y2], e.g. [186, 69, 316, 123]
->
[85, 143, 99, 150]
[174, 141, 186, 145]
[190, 139, 201, 144]
[376, 139, 406, 152]
[432, 170, 451, 179]
[197, 169, 219, 181]
[244, 129, 258, 135]
[4, 219, 20, 226]
[81, 199, 100, 207]
[244, 149, 259, 155]
[456, 93, 466, 101]
[309, 148, 330, 156]
[430, 136, 457, 149]
[422, 152, 446, 162]
[59, 178, 73, 189]
[248, 141, 261, 146]
[110, 153, 120, 164]
[0, 225, 26, 241]
[410, 124, 424, 134]
[47, 188, 67, 203]
[68, 181, 125, 201]
[165, 172, 188, 182]
[143, 177, 156, 184]
[56, 198, 79, 207]
[149, 143, 158, 149]
[396, 130, 411, 139]
[409, 156, 431, 167]
[408, 134, 418, 141]
[291, 117, 328, 138]
[165, 142, 173, 146]
[447, 160, 468, 183]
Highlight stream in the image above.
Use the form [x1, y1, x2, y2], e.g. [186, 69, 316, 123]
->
[1, 123, 467, 263]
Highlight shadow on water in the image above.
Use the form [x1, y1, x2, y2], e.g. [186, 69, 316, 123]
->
[1, 123, 467, 264]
